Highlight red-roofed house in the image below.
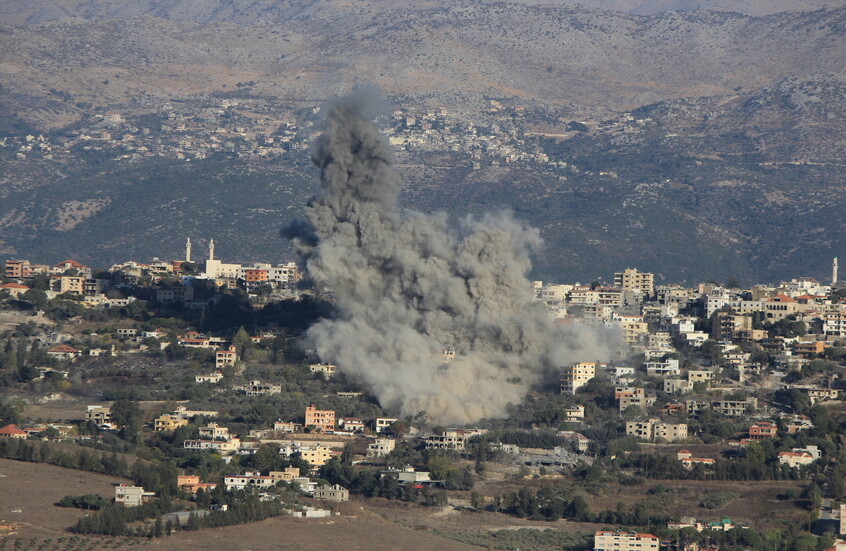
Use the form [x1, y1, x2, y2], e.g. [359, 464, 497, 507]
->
[778, 451, 814, 467]
[749, 421, 777, 440]
[54, 259, 91, 277]
[0, 424, 28, 439]
[47, 344, 81, 361]
[0, 282, 29, 298]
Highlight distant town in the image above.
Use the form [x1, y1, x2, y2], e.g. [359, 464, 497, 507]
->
[0, 96, 641, 172]
[1, 244, 845, 551]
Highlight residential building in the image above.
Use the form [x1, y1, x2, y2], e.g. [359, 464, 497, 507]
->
[664, 379, 693, 394]
[778, 451, 814, 467]
[224, 471, 277, 490]
[308, 363, 337, 378]
[172, 406, 220, 419]
[0, 282, 30, 298]
[395, 465, 432, 483]
[46, 344, 81, 361]
[54, 259, 91, 278]
[748, 421, 777, 440]
[559, 431, 591, 452]
[560, 362, 597, 395]
[215, 345, 237, 369]
[195, 371, 224, 383]
[711, 397, 757, 416]
[4, 259, 33, 279]
[614, 268, 655, 296]
[645, 358, 680, 376]
[0, 424, 28, 439]
[268, 467, 302, 482]
[424, 428, 488, 451]
[198, 422, 230, 440]
[183, 438, 241, 454]
[677, 450, 716, 469]
[115, 485, 155, 507]
[564, 405, 585, 421]
[617, 386, 651, 411]
[594, 531, 659, 551]
[626, 419, 688, 442]
[712, 312, 752, 341]
[51, 275, 84, 295]
[367, 438, 396, 458]
[337, 417, 364, 432]
[272, 421, 301, 433]
[154, 414, 188, 432]
[375, 417, 399, 434]
[313, 484, 349, 502]
[279, 442, 334, 467]
[807, 388, 840, 404]
[688, 370, 716, 383]
[305, 405, 336, 432]
[236, 380, 281, 396]
[177, 475, 218, 494]
[85, 405, 113, 428]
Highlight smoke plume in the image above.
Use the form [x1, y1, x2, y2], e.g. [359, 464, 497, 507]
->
[286, 90, 613, 425]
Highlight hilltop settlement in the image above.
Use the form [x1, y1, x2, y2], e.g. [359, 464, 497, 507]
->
[1, 246, 846, 551]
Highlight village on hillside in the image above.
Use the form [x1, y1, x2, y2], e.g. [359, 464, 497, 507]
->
[1, 246, 846, 551]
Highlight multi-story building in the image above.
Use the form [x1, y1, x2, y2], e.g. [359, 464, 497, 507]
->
[236, 380, 281, 396]
[594, 531, 659, 551]
[115, 485, 155, 507]
[711, 397, 757, 417]
[616, 386, 649, 411]
[375, 417, 399, 434]
[614, 268, 655, 296]
[367, 438, 396, 458]
[195, 371, 224, 384]
[313, 484, 349, 502]
[51, 275, 85, 295]
[626, 419, 688, 442]
[712, 312, 752, 341]
[85, 405, 113, 428]
[4, 259, 33, 279]
[645, 358, 680, 376]
[224, 471, 277, 490]
[560, 362, 597, 395]
[424, 428, 487, 451]
[612, 314, 649, 345]
[154, 414, 188, 432]
[305, 405, 335, 432]
[308, 363, 337, 379]
[664, 379, 693, 394]
[198, 422, 230, 440]
[215, 345, 237, 369]
[748, 421, 777, 440]
[279, 442, 335, 468]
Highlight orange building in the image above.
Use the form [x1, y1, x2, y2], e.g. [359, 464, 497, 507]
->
[305, 405, 335, 432]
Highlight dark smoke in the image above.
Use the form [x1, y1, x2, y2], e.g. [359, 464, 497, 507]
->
[286, 90, 613, 424]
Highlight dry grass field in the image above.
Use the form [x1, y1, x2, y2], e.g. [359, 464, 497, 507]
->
[0, 459, 484, 551]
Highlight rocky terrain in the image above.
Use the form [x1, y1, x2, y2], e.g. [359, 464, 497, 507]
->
[0, 0, 844, 284]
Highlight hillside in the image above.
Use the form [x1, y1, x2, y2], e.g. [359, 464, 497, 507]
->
[0, 0, 844, 283]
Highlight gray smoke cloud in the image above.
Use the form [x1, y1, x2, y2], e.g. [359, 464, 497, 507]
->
[286, 90, 614, 425]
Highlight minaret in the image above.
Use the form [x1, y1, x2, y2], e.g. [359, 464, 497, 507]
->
[185, 238, 192, 263]
[209, 239, 215, 261]
[834, 257, 839, 285]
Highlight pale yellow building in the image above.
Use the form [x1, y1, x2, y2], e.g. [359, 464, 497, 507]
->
[595, 531, 659, 551]
[614, 268, 655, 296]
[154, 414, 189, 432]
[560, 362, 597, 395]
